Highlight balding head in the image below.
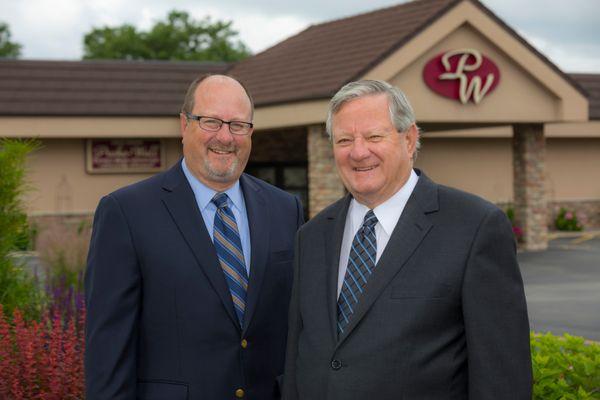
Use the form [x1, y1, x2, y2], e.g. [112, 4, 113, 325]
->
[181, 74, 254, 119]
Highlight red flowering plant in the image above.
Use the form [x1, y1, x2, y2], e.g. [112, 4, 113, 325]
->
[505, 205, 524, 243]
[0, 304, 85, 399]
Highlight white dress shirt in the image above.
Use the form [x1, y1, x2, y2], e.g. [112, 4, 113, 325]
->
[337, 169, 419, 297]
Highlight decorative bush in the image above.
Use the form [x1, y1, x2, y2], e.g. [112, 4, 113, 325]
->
[0, 304, 85, 399]
[532, 332, 600, 399]
[555, 208, 584, 232]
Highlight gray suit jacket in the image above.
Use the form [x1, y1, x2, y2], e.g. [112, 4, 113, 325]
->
[283, 171, 532, 400]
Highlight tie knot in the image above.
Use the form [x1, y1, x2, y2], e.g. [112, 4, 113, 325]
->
[362, 210, 378, 229]
[212, 192, 229, 209]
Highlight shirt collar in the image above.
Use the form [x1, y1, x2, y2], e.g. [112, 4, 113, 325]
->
[181, 158, 244, 212]
[350, 169, 419, 235]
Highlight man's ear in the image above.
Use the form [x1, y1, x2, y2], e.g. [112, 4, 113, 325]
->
[405, 124, 419, 156]
[179, 113, 188, 136]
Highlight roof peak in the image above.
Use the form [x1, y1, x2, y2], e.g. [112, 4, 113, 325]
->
[308, 0, 463, 30]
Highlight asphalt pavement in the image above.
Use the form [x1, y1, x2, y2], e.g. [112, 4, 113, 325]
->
[518, 232, 600, 341]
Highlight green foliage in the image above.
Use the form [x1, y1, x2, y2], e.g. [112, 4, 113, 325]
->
[0, 22, 21, 58]
[532, 332, 600, 399]
[504, 204, 524, 241]
[0, 139, 42, 318]
[83, 10, 251, 61]
[13, 222, 36, 252]
[555, 208, 583, 232]
[505, 205, 515, 223]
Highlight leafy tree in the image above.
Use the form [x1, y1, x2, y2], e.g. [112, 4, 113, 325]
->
[83, 10, 250, 61]
[0, 22, 22, 58]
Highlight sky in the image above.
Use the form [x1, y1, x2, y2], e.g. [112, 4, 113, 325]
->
[1, 0, 599, 73]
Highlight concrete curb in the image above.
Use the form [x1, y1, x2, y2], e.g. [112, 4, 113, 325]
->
[547, 230, 600, 240]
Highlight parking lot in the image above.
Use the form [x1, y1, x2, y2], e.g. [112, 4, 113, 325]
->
[519, 233, 600, 341]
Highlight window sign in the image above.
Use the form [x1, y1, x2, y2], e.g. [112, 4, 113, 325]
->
[86, 139, 165, 174]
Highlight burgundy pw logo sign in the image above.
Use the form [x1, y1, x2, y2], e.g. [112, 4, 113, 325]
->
[423, 49, 500, 104]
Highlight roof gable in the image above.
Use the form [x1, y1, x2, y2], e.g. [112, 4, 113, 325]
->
[360, 0, 588, 122]
[229, 0, 458, 106]
[232, 0, 587, 124]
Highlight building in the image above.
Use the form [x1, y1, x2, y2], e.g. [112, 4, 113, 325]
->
[1, 0, 599, 251]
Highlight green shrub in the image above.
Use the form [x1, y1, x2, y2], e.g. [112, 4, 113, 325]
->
[555, 208, 584, 232]
[0, 139, 42, 319]
[532, 332, 600, 399]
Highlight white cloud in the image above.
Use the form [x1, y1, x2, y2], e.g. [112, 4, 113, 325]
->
[10, 0, 88, 59]
[0, 0, 598, 72]
[229, 13, 309, 53]
[526, 34, 600, 73]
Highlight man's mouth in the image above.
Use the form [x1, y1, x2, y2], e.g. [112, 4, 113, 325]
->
[209, 147, 235, 155]
[354, 165, 376, 172]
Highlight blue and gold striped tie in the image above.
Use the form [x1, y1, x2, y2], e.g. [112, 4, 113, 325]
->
[212, 193, 248, 326]
[337, 210, 378, 334]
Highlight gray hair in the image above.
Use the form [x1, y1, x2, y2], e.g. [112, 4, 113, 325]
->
[325, 80, 421, 159]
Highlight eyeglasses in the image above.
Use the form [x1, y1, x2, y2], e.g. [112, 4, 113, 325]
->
[185, 112, 253, 136]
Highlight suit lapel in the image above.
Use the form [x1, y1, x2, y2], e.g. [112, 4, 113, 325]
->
[160, 163, 239, 329]
[336, 172, 439, 347]
[239, 174, 270, 334]
[324, 195, 353, 344]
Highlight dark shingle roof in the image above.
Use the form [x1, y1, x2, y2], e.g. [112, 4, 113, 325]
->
[570, 74, 600, 120]
[0, 59, 228, 116]
[229, 0, 458, 106]
[0, 1, 596, 120]
[230, 0, 590, 107]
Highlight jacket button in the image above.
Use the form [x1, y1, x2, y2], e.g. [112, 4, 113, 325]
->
[235, 388, 245, 398]
[241, 339, 248, 348]
[331, 359, 342, 370]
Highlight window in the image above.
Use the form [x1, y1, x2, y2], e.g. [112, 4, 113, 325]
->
[245, 163, 308, 220]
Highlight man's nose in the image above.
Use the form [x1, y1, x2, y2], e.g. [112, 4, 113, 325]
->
[214, 123, 234, 144]
[350, 138, 370, 160]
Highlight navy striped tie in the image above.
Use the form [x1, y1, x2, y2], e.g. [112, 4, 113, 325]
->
[212, 193, 248, 326]
[337, 210, 378, 334]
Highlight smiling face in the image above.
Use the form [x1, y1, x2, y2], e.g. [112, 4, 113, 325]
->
[180, 75, 253, 191]
[331, 93, 418, 209]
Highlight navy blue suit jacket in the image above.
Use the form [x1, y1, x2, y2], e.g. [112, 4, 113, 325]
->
[85, 162, 303, 400]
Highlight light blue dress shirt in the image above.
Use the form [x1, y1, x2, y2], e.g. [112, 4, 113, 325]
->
[181, 159, 252, 273]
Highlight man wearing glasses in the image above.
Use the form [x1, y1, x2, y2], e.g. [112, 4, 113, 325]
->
[85, 74, 304, 400]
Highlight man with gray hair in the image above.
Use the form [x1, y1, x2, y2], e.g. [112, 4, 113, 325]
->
[283, 80, 532, 399]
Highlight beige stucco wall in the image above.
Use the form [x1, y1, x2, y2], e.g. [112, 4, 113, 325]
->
[415, 137, 513, 202]
[415, 136, 600, 204]
[546, 138, 600, 201]
[24, 138, 183, 214]
[0, 117, 180, 138]
[18, 134, 600, 215]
